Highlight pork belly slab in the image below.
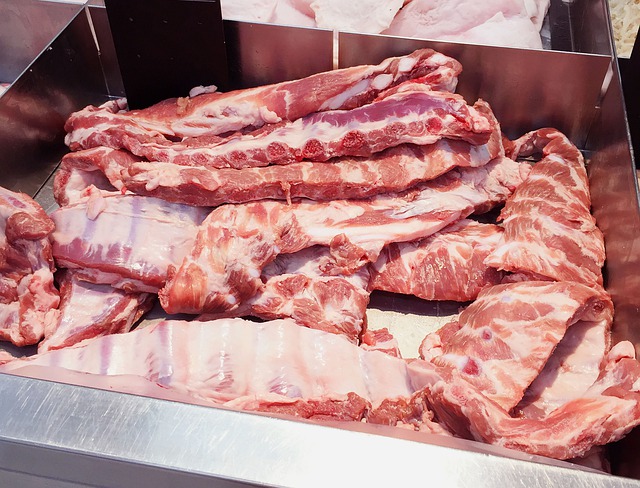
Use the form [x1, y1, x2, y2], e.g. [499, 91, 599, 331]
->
[410, 341, 640, 460]
[485, 128, 605, 286]
[0, 187, 59, 346]
[65, 48, 462, 150]
[417, 281, 614, 412]
[38, 270, 154, 353]
[199, 246, 372, 343]
[0, 317, 427, 423]
[58, 99, 502, 207]
[106, 89, 493, 169]
[370, 219, 504, 302]
[50, 193, 209, 293]
[160, 156, 531, 315]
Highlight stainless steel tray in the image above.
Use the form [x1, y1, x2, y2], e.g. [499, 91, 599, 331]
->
[0, 2, 638, 486]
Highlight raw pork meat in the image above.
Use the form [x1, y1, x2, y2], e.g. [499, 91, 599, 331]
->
[418, 281, 613, 411]
[39, 270, 154, 353]
[383, 0, 546, 49]
[485, 128, 605, 286]
[1, 317, 425, 423]
[410, 341, 640, 459]
[0, 187, 59, 346]
[50, 193, 209, 293]
[101, 90, 493, 169]
[199, 246, 372, 343]
[65, 49, 462, 149]
[311, 0, 404, 34]
[58, 100, 502, 206]
[370, 219, 504, 302]
[160, 156, 531, 314]
[514, 317, 611, 419]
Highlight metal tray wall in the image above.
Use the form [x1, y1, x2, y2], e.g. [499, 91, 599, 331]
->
[0, 3, 638, 486]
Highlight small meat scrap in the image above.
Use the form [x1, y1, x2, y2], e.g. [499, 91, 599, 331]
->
[0, 186, 59, 346]
[38, 270, 155, 353]
[418, 281, 613, 411]
[370, 219, 504, 302]
[485, 128, 605, 286]
[65, 48, 462, 151]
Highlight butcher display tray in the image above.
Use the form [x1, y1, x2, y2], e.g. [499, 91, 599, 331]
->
[0, 1, 639, 486]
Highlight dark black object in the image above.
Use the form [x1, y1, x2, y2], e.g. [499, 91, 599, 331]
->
[104, 0, 228, 109]
[618, 28, 639, 165]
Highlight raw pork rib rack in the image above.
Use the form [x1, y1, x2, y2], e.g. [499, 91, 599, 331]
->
[2, 47, 639, 466]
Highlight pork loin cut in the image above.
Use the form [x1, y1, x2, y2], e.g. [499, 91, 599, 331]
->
[370, 219, 504, 302]
[65, 49, 462, 150]
[58, 99, 502, 207]
[0, 317, 424, 422]
[38, 270, 154, 353]
[160, 156, 531, 314]
[485, 128, 605, 286]
[50, 193, 209, 292]
[418, 281, 613, 411]
[0, 187, 59, 346]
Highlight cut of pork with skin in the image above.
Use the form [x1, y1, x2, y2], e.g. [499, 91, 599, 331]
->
[160, 156, 531, 315]
[513, 317, 611, 419]
[417, 281, 614, 412]
[409, 341, 640, 460]
[370, 219, 504, 302]
[50, 193, 210, 293]
[485, 128, 605, 286]
[59, 100, 502, 207]
[310, 0, 404, 33]
[199, 246, 372, 343]
[64, 49, 462, 151]
[38, 270, 155, 353]
[117, 90, 493, 169]
[0, 187, 59, 346]
[0, 317, 427, 424]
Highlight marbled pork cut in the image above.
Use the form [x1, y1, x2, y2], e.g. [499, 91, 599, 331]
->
[410, 341, 640, 460]
[199, 246, 372, 343]
[370, 219, 504, 302]
[0, 318, 421, 421]
[485, 128, 605, 286]
[59, 99, 502, 206]
[64, 48, 462, 150]
[126, 90, 493, 169]
[38, 270, 155, 353]
[417, 281, 613, 412]
[50, 193, 210, 292]
[160, 156, 531, 314]
[0, 187, 59, 346]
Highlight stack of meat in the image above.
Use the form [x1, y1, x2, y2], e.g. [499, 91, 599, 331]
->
[1, 48, 639, 466]
[220, 0, 551, 49]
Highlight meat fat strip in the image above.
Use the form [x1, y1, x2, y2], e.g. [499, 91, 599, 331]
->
[417, 281, 613, 412]
[160, 156, 531, 314]
[0, 187, 59, 346]
[65, 48, 462, 150]
[60, 99, 502, 206]
[370, 219, 504, 302]
[39, 270, 154, 353]
[50, 193, 209, 293]
[485, 128, 605, 286]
